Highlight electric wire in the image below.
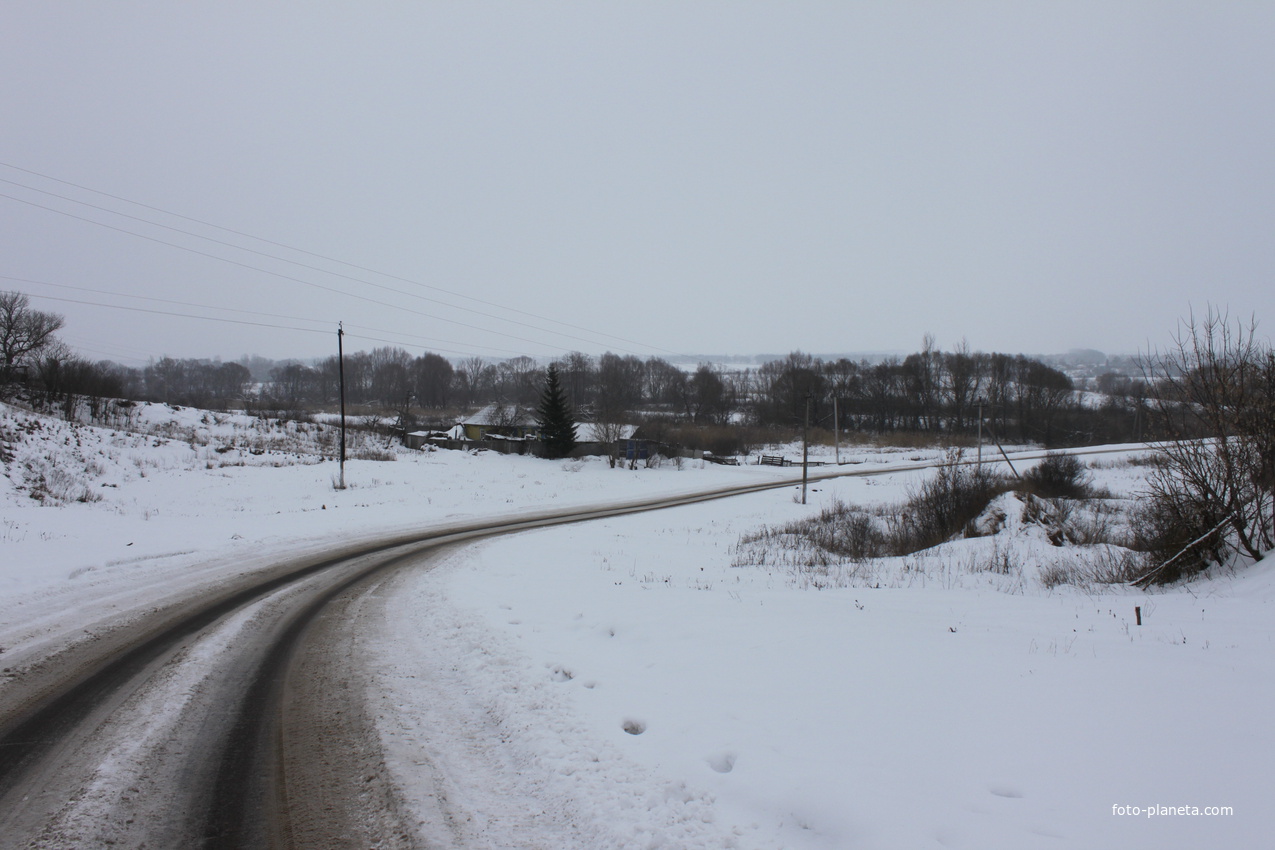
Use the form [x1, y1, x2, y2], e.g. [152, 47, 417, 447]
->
[0, 161, 681, 356]
[25, 292, 331, 336]
[0, 168, 681, 357]
[3, 275, 331, 328]
[61, 335, 156, 360]
[0, 191, 575, 355]
[2, 274, 532, 358]
[0, 176, 625, 352]
[23, 292, 533, 359]
[60, 339, 150, 365]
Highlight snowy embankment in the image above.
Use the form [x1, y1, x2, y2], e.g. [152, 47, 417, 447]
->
[0, 399, 944, 605]
[2, 400, 1271, 848]
[409, 484, 1274, 848]
[0, 400, 793, 599]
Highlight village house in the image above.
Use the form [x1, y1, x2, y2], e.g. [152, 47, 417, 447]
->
[449, 405, 656, 460]
[458, 404, 540, 442]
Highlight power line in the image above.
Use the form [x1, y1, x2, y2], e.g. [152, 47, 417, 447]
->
[24, 292, 333, 336]
[19, 285, 540, 359]
[2, 274, 331, 328]
[3, 274, 540, 358]
[0, 191, 576, 355]
[0, 164, 684, 356]
[59, 337, 152, 365]
[0, 160, 681, 356]
[0, 175, 624, 351]
[61, 334, 156, 360]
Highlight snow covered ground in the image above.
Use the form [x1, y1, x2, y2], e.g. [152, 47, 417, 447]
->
[2, 400, 1271, 848]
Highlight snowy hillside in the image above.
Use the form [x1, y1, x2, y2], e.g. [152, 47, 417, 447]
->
[2, 400, 1271, 848]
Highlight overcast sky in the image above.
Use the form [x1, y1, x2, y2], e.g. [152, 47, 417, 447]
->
[3, 2, 1273, 366]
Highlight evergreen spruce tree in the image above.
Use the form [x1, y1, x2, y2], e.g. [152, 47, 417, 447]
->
[537, 364, 578, 459]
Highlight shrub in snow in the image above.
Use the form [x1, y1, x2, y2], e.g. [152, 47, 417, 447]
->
[1134, 309, 1275, 583]
[1038, 560, 1081, 590]
[350, 447, 397, 462]
[1039, 547, 1146, 589]
[1022, 451, 1092, 499]
[734, 498, 887, 569]
[735, 451, 1015, 577]
[22, 457, 100, 505]
[887, 449, 1012, 554]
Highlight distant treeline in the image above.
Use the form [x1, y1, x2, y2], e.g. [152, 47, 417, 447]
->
[14, 341, 1157, 448]
[0, 288, 1161, 449]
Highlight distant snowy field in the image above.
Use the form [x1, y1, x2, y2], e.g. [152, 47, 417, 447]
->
[2, 400, 1271, 848]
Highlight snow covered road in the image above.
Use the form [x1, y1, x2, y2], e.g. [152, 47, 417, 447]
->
[0, 475, 839, 847]
[6, 402, 1261, 850]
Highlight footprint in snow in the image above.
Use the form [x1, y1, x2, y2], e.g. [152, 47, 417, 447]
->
[706, 752, 737, 774]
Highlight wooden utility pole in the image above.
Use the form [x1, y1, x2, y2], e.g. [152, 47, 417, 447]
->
[338, 322, 347, 490]
[976, 400, 983, 472]
[834, 396, 840, 465]
[801, 394, 810, 505]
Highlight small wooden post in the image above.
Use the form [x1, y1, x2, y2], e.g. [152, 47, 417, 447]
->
[1135, 606, 1142, 626]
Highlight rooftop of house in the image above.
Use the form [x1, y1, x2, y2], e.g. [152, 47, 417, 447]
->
[461, 404, 536, 427]
[575, 422, 640, 442]
[460, 406, 640, 442]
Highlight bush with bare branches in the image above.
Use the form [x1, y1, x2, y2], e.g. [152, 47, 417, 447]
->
[1136, 309, 1275, 583]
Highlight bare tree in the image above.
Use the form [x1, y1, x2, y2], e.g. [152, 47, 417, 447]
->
[455, 356, 488, 407]
[497, 356, 542, 405]
[559, 351, 595, 410]
[755, 352, 824, 427]
[372, 359, 412, 409]
[487, 402, 529, 436]
[413, 352, 454, 409]
[682, 363, 733, 425]
[592, 419, 630, 468]
[342, 351, 373, 405]
[144, 357, 187, 403]
[1136, 308, 1275, 582]
[595, 353, 643, 421]
[268, 362, 317, 417]
[211, 362, 251, 406]
[901, 333, 941, 431]
[0, 291, 64, 379]
[944, 340, 982, 432]
[983, 353, 1015, 437]
[862, 358, 902, 432]
[643, 357, 685, 412]
[1015, 357, 1074, 444]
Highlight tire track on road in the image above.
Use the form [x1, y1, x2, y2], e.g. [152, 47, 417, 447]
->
[0, 445, 1141, 846]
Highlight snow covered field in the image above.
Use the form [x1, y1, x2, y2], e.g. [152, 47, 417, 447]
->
[2, 401, 1271, 848]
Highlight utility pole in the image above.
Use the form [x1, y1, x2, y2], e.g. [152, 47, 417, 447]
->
[976, 399, 983, 472]
[338, 322, 347, 490]
[834, 396, 840, 466]
[978, 404, 1021, 480]
[802, 394, 810, 505]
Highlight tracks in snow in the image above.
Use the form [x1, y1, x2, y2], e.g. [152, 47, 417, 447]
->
[0, 446, 1138, 847]
[0, 478, 814, 847]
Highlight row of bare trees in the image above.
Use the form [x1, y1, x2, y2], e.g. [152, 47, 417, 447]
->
[0, 291, 126, 403]
[1, 289, 1136, 448]
[747, 343, 1095, 444]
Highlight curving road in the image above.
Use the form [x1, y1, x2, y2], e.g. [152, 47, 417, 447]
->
[0, 446, 1140, 847]
[0, 475, 822, 848]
